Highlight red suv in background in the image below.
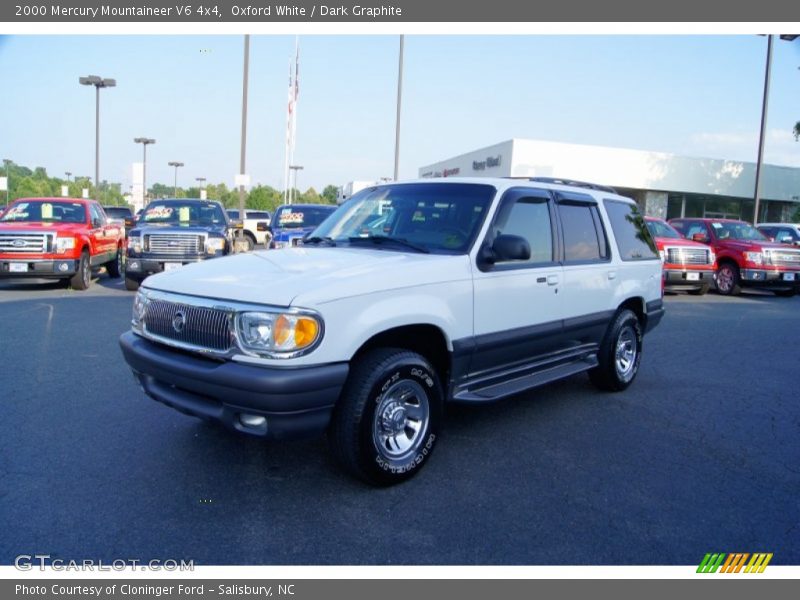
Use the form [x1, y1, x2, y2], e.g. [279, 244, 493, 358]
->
[669, 218, 800, 297]
[645, 217, 716, 295]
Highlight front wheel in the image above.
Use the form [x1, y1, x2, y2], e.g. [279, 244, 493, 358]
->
[715, 263, 741, 296]
[589, 309, 643, 392]
[328, 348, 443, 486]
[69, 251, 91, 290]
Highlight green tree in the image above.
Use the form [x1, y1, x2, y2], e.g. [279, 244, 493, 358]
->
[322, 184, 339, 204]
[794, 121, 800, 141]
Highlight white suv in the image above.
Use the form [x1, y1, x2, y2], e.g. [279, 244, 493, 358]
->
[120, 178, 664, 485]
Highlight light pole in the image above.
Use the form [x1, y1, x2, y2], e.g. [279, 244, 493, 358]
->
[134, 137, 155, 205]
[393, 34, 404, 182]
[168, 161, 184, 197]
[65, 171, 72, 182]
[289, 165, 304, 203]
[79, 75, 116, 197]
[238, 34, 251, 248]
[2, 159, 11, 206]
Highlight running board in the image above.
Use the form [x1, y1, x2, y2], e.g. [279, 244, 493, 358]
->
[452, 355, 598, 403]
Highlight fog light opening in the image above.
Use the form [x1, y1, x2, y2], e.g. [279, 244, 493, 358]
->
[58, 262, 70, 272]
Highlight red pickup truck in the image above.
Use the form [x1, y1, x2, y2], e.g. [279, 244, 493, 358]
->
[669, 217, 800, 297]
[645, 217, 716, 295]
[0, 197, 124, 290]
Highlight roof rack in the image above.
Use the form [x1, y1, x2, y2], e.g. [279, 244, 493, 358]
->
[524, 177, 617, 194]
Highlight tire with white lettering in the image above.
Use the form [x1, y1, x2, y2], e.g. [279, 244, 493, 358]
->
[329, 348, 442, 486]
[589, 309, 643, 392]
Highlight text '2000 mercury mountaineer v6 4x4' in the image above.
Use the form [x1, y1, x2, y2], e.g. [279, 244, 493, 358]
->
[119, 178, 665, 485]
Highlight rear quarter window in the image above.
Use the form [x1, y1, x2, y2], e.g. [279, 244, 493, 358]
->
[603, 199, 659, 261]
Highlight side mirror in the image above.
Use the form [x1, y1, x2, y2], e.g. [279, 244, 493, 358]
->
[124, 216, 135, 229]
[493, 234, 531, 262]
[92, 218, 102, 228]
[691, 233, 709, 243]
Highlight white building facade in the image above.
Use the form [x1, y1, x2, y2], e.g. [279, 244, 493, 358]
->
[419, 139, 800, 222]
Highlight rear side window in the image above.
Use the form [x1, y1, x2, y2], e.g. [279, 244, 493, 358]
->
[603, 200, 658, 261]
[557, 201, 609, 263]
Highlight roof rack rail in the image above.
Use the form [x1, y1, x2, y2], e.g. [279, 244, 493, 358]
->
[525, 177, 617, 194]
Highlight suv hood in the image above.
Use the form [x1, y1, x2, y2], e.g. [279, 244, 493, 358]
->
[144, 247, 472, 307]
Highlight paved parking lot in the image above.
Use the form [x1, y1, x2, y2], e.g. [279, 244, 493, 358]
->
[1, 275, 798, 565]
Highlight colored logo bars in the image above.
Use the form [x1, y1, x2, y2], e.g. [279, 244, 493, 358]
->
[697, 553, 773, 573]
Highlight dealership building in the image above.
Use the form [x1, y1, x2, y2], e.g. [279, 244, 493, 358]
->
[419, 139, 800, 223]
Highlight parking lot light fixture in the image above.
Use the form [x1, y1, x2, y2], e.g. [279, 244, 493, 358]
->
[168, 161, 184, 197]
[134, 138, 156, 204]
[79, 75, 116, 197]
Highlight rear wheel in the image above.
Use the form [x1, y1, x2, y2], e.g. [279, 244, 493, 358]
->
[589, 309, 643, 392]
[69, 250, 91, 290]
[688, 283, 710, 296]
[328, 348, 442, 486]
[715, 263, 741, 296]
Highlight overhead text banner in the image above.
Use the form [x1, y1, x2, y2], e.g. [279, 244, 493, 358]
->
[2, 0, 800, 22]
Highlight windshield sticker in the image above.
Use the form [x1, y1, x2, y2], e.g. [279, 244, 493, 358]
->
[5, 206, 29, 219]
[41, 204, 53, 219]
[711, 223, 722, 229]
[179, 206, 191, 222]
[279, 212, 304, 224]
[144, 206, 173, 220]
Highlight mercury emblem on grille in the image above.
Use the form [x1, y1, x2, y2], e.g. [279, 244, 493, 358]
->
[172, 311, 186, 333]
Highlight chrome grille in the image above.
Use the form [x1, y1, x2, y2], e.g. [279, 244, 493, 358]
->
[145, 233, 203, 255]
[144, 299, 231, 352]
[768, 250, 800, 267]
[0, 232, 53, 254]
[665, 247, 711, 265]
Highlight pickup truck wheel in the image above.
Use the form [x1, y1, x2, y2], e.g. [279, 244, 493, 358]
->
[688, 283, 710, 296]
[124, 276, 140, 291]
[329, 348, 443, 486]
[589, 309, 642, 392]
[69, 251, 91, 291]
[715, 263, 741, 296]
[106, 246, 123, 278]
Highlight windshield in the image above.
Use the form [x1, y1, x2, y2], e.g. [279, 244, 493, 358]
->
[0, 201, 86, 224]
[310, 183, 496, 254]
[141, 201, 226, 226]
[645, 219, 682, 239]
[273, 205, 336, 229]
[104, 207, 132, 219]
[712, 221, 768, 241]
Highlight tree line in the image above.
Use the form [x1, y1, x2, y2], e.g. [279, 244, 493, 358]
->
[1, 162, 340, 213]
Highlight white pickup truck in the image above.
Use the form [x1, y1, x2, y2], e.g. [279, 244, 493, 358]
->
[121, 178, 664, 486]
[226, 209, 272, 250]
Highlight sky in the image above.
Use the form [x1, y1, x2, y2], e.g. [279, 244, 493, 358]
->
[1, 34, 799, 193]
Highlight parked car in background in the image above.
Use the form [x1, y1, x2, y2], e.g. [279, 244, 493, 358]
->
[669, 217, 800, 297]
[269, 204, 336, 249]
[226, 209, 272, 250]
[756, 223, 800, 247]
[645, 217, 716, 295]
[103, 205, 135, 234]
[0, 197, 124, 289]
[124, 198, 234, 291]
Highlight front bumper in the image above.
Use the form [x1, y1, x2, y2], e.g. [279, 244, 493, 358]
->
[664, 268, 715, 290]
[119, 331, 349, 439]
[0, 258, 78, 278]
[740, 269, 800, 289]
[124, 255, 208, 280]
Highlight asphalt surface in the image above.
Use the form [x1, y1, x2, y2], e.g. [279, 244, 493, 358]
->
[1, 273, 798, 565]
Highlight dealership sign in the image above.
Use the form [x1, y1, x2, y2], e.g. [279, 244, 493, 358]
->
[473, 155, 502, 171]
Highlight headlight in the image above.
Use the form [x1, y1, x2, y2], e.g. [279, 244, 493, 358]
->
[131, 289, 149, 330]
[128, 234, 143, 253]
[709, 250, 716, 265]
[272, 241, 288, 249]
[206, 237, 226, 254]
[744, 251, 763, 265]
[55, 237, 75, 254]
[236, 311, 322, 357]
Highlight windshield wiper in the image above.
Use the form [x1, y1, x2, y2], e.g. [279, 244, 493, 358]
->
[347, 236, 430, 254]
[303, 236, 336, 246]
